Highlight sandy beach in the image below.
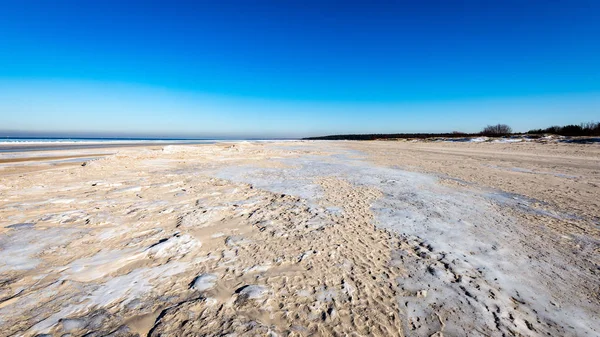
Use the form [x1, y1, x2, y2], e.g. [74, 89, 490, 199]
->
[0, 141, 598, 336]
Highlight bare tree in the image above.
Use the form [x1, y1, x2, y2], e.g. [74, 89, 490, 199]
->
[481, 124, 512, 135]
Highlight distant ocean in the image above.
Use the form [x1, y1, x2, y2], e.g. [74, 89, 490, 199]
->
[0, 137, 296, 152]
[0, 137, 243, 153]
[0, 137, 220, 145]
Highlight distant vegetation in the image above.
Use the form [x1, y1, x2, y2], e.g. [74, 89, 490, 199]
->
[481, 124, 512, 135]
[304, 121, 600, 140]
[304, 123, 516, 140]
[527, 121, 600, 136]
[303, 133, 483, 141]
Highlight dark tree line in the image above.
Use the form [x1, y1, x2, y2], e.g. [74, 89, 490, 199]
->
[304, 121, 600, 140]
[304, 124, 515, 140]
[303, 133, 484, 140]
[527, 122, 600, 136]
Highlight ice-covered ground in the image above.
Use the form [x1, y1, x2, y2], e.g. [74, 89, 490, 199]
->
[216, 144, 598, 336]
[0, 141, 597, 336]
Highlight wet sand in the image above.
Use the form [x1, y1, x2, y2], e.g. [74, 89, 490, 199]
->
[0, 141, 598, 336]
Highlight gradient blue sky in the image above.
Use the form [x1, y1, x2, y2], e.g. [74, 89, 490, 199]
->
[1, 0, 599, 137]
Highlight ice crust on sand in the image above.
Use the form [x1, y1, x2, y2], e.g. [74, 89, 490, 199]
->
[65, 248, 141, 282]
[190, 273, 218, 291]
[29, 262, 188, 333]
[235, 285, 268, 300]
[145, 234, 200, 258]
[216, 145, 599, 336]
[0, 227, 84, 272]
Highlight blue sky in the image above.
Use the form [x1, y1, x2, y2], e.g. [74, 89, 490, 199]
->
[1, 0, 599, 137]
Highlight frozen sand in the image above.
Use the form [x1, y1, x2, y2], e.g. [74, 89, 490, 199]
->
[0, 141, 598, 336]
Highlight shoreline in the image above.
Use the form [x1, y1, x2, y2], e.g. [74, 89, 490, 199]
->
[0, 139, 300, 153]
[0, 140, 220, 153]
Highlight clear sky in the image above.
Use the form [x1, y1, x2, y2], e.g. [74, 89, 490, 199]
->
[1, 0, 599, 137]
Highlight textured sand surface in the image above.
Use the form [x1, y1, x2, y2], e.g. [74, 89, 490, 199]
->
[0, 141, 598, 336]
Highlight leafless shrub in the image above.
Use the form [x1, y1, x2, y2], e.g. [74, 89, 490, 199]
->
[481, 124, 512, 135]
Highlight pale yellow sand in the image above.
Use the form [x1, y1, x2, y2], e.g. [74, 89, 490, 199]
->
[0, 141, 597, 336]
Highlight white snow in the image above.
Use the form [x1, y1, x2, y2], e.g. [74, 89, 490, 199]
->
[145, 234, 200, 259]
[237, 285, 268, 299]
[190, 274, 218, 291]
[215, 143, 599, 336]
